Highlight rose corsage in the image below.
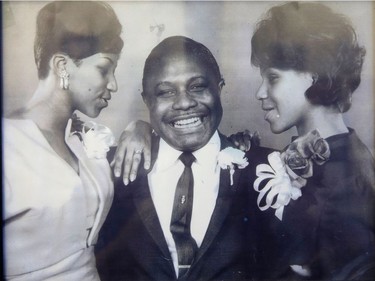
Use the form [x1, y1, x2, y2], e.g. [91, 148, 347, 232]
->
[70, 115, 116, 159]
[253, 129, 330, 220]
[217, 147, 249, 186]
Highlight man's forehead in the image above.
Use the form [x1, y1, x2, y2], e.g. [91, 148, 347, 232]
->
[147, 55, 211, 76]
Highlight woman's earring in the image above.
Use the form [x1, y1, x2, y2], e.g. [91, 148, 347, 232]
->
[312, 73, 319, 85]
[59, 69, 70, 90]
[219, 78, 226, 88]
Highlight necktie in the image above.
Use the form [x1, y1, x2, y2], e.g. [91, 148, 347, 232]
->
[170, 152, 198, 278]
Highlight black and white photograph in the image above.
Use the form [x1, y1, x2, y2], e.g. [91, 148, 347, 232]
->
[2, 1, 375, 280]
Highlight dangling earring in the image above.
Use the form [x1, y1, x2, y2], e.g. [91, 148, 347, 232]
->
[59, 68, 70, 90]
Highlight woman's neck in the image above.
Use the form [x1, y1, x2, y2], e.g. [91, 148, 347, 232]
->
[19, 78, 80, 174]
[23, 79, 74, 137]
[297, 106, 348, 139]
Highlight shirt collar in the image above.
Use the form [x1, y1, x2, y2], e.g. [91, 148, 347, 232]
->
[155, 131, 221, 171]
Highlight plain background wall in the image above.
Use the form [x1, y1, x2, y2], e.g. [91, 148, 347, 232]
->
[3, 1, 374, 155]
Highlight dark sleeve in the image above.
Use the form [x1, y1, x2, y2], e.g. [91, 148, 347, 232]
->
[315, 156, 375, 278]
[95, 178, 132, 281]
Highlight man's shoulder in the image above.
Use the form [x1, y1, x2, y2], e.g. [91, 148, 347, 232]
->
[217, 132, 275, 166]
[244, 145, 276, 171]
[247, 145, 275, 158]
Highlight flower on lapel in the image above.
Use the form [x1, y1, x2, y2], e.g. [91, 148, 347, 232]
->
[217, 147, 249, 186]
[253, 129, 330, 220]
[72, 117, 116, 159]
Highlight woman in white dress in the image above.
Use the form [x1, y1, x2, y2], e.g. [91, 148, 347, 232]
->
[3, 1, 123, 280]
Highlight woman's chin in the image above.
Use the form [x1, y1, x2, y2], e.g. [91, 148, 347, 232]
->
[269, 123, 285, 134]
[83, 109, 102, 119]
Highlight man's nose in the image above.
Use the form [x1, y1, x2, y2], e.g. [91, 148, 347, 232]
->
[255, 81, 267, 100]
[172, 91, 198, 110]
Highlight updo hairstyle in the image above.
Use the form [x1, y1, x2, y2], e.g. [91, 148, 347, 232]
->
[34, 1, 124, 79]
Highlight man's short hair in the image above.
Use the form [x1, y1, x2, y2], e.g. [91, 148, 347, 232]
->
[142, 36, 222, 92]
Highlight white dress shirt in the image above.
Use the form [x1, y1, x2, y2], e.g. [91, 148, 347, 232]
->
[148, 131, 221, 276]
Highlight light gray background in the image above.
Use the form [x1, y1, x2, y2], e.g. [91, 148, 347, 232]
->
[3, 1, 374, 154]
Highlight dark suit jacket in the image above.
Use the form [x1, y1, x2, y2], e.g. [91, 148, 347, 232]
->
[95, 134, 273, 281]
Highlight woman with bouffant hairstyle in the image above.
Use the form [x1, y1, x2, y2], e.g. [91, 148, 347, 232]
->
[251, 1, 365, 113]
[250, 2, 375, 280]
[3, 1, 123, 280]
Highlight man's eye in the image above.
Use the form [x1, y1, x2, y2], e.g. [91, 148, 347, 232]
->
[157, 89, 176, 97]
[189, 84, 206, 92]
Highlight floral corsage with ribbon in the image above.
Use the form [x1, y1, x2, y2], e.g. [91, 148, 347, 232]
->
[217, 147, 249, 186]
[70, 114, 116, 159]
[253, 129, 330, 220]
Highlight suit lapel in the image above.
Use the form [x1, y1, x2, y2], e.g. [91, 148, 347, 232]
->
[131, 136, 174, 263]
[131, 133, 242, 271]
[193, 133, 242, 265]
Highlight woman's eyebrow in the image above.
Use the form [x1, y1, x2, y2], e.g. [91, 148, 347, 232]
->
[99, 55, 116, 65]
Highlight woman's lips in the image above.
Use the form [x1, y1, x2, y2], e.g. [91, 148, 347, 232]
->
[264, 108, 278, 121]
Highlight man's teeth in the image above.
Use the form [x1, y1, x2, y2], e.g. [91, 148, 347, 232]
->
[173, 117, 202, 128]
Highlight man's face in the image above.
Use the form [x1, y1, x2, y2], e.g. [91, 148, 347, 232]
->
[143, 54, 223, 152]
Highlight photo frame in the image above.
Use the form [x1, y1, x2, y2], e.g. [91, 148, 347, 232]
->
[2, 1, 374, 280]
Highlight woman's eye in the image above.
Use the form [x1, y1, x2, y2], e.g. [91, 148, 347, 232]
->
[98, 67, 109, 77]
[267, 74, 279, 84]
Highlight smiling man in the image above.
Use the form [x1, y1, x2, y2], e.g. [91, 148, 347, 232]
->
[96, 36, 272, 281]
[141, 36, 224, 153]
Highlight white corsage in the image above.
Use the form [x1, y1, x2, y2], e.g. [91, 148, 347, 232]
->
[254, 152, 304, 221]
[253, 129, 330, 221]
[217, 147, 249, 186]
[74, 121, 116, 159]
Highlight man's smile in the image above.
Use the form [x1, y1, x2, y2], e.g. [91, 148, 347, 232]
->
[170, 116, 203, 129]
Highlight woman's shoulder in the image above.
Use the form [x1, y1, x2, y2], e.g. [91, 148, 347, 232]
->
[327, 129, 374, 162]
[323, 129, 374, 184]
[308, 131, 375, 221]
[3, 117, 38, 139]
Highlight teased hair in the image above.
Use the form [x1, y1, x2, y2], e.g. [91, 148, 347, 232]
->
[251, 1, 365, 112]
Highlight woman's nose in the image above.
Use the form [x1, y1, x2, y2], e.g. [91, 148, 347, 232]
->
[255, 81, 268, 100]
[172, 91, 198, 110]
[107, 74, 118, 93]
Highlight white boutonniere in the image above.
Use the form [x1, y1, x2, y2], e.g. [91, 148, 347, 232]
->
[72, 120, 116, 159]
[217, 147, 249, 186]
[253, 130, 330, 221]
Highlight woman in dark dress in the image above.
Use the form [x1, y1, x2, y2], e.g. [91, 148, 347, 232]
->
[250, 2, 375, 280]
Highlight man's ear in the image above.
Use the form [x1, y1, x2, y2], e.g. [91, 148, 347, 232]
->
[218, 78, 225, 95]
[141, 92, 150, 107]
